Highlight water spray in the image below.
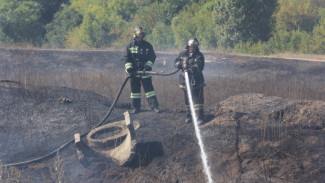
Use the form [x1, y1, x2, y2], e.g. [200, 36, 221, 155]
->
[184, 68, 213, 183]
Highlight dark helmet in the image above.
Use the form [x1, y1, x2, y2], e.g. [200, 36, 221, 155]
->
[187, 37, 199, 47]
[134, 26, 145, 38]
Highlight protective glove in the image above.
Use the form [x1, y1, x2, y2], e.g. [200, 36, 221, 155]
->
[175, 61, 182, 69]
[187, 68, 193, 75]
[126, 67, 134, 74]
[191, 64, 198, 73]
[182, 62, 189, 70]
[182, 57, 189, 69]
[143, 65, 152, 71]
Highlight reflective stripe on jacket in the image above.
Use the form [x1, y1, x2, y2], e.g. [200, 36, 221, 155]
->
[174, 49, 205, 89]
[122, 39, 156, 77]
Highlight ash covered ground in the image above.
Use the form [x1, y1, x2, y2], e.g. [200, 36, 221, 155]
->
[1, 48, 325, 183]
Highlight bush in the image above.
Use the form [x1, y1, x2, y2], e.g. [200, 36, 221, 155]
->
[146, 22, 175, 49]
[289, 30, 311, 53]
[234, 40, 273, 55]
[268, 30, 291, 53]
[45, 4, 82, 48]
[0, 0, 44, 45]
[310, 8, 325, 54]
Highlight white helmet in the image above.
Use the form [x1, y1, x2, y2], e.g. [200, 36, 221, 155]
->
[134, 26, 145, 38]
[187, 37, 199, 47]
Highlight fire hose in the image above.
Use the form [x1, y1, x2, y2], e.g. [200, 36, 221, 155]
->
[1, 69, 180, 167]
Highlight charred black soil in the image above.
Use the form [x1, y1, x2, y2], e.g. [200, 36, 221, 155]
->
[1, 48, 325, 183]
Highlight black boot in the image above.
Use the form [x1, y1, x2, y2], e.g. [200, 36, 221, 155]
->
[148, 96, 159, 112]
[185, 109, 192, 124]
[131, 98, 141, 114]
[185, 117, 192, 123]
[197, 119, 204, 125]
[197, 109, 205, 125]
[130, 108, 139, 114]
[153, 107, 160, 113]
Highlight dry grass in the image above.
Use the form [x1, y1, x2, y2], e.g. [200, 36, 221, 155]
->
[3, 47, 325, 112]
[0, 160, 22, 183]
[205, 76, 325, 104]
[49, 152, 65, 183]
[5, 63, 325, 113]
[228, 52, 325, 62]
[268, 53, 325, 62]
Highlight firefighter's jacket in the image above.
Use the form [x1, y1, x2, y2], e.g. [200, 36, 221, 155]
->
[123, 39, 156, 77]
[174, 49, 205, 89]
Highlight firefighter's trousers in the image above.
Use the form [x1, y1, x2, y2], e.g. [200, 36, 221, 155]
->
[130, 75, 159, 110]
[183, 86, 204, 121]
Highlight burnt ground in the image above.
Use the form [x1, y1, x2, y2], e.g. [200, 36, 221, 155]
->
[0, 48, 325, 183]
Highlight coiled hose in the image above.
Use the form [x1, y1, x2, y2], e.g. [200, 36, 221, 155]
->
[1, 69, 179, 167]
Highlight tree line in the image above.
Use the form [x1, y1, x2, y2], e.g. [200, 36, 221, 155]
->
[0, 0, 324, 54]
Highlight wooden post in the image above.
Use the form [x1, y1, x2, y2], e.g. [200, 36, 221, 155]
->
[74, 133, 87, 165]
[124, 111, 136, 139]
[74, 133, 81, 144]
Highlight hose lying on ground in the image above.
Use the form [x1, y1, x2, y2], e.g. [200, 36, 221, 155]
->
[1, 69, 180, 167]
[135, 69, 180, 76]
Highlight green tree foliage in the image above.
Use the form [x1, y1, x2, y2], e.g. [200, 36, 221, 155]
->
[310, 8, 325, 54]
[133, 2, 162, 32]
[45, 4, 82, 48]
[107, 0, 136, 21]
[78, 5, 112, 48]
[32, 0, 69, 25]
[131, 0, 217, 48]
[266, 30, 291, 53]
[132, 0, 197, 36]
[254, 3, 325, 55]
[289, 30, 311, 53]
[171, 4, 199, 47]
[146, 22, 175, 49]
[239, 28, 313, 55]
[194, 0, 219, 48]
[214, 0, 277, 48]
[70, 0, 97, 14]
[275, 0, 319, 32]
[170, 0, 219, 48]
[67, 0, 129, 48]
[0, 0, 325, 54]
[234, 40, 272, 55]
[140, 1, 176, 26]
[0, 0, 44, 45]
[0, 30, 12, 44]
[119, 0, 192, 48]
[0, 1, 13, 43]
[133, 1, 179, 34]
[160, 0, 199, 25]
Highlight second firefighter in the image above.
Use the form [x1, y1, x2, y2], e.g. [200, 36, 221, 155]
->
[174, 37, 205, 125]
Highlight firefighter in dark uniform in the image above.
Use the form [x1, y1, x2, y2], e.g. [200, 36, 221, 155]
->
[174, 37, 205, 125]
[122, 26, 160, 114]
